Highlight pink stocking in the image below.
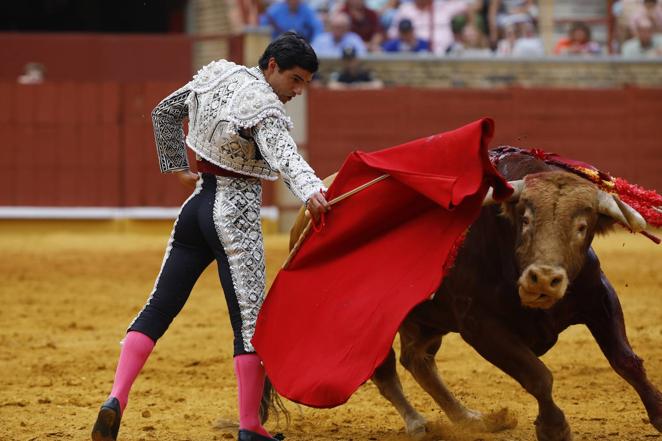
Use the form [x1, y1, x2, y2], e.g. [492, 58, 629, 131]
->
[234, 353, 271, 437]
[109, 331, 155, 413]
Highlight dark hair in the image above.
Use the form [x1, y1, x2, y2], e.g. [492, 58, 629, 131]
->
[341, 46, 357, 59]
[398, 19, 414, 33]
[569, 21, 591, 40]
[258, 31, 319, 73]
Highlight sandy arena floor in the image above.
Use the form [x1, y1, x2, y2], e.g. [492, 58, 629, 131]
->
[0, 221, 660, 441]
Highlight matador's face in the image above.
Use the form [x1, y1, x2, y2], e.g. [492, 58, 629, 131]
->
[264, 58, 313, 104]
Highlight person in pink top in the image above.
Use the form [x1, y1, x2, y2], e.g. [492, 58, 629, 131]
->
[629, 0, 662, 35]
[387, 0, 473, 55]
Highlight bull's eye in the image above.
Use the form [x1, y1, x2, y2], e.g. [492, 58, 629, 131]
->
[521, 215, 530, 226]
[577, 223, 587, 234]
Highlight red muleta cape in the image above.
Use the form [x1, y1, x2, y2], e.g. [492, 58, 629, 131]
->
[252, 118, 512, 408]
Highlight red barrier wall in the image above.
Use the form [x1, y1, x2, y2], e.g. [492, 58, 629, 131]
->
[1, 81, 193, 207]
[0, 80, 273, 208]
[307, 87, 662, 192]
[0, 33, 194, 82]
[2, 85, 660, 210]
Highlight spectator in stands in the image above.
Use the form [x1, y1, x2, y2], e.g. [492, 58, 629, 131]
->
[630, 0, 662, 35]
[613, 0, 648, 42]
[17, 62, 46, 85]
[488, 0, 538, 48]
[259, 0, 325, 42]
[312, 12, 367, 57]
[447, 23, 492, 56]
[309, 0, 340, 23]
[367, 0, 400, 30]
[387, 0, 474, 55]
[495, 22, 543, 57]
[512, 21, 544, 56]
[553, 21, 602, 55]
[341, 0, 384, 51]
[328, 46, 384, 88]
[495, 22, 518, 55]
[622, 17, 662, 56]
[382, 18, 430, 52]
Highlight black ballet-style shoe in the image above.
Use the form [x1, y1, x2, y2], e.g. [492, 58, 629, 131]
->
[238, 429, 285, 441]
[91, 397, 122, 441]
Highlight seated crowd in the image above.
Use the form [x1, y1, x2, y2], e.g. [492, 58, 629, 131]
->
[252, 0, 662, 58]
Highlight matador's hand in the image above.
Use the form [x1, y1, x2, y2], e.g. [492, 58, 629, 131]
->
[306, 191, 331, 225]
[176, 170, 199, 190]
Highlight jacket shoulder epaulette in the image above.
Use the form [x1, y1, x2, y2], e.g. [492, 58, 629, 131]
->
[229, 77, 293, 132]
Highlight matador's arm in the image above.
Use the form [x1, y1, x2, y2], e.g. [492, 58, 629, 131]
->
[151, 85, 191, 173]
[252, 116, 325, 202]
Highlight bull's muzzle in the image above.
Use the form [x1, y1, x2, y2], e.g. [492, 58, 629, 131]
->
[518, 264, 569, 309]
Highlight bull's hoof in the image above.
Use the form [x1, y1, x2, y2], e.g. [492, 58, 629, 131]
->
[644, 393, 662, 433]
[534, 417, 573, 441]
[405, 415, 427, 439]
[455, 408, 518, 433]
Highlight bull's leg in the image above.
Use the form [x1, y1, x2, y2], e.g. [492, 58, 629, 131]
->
[398, 322, 515, 433]
[372, 348, 427, 438]
[460, 317, 572, 441]
[583, 275, 662, 432]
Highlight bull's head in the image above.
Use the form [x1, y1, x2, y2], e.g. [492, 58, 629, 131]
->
[484, 171, 647, 310]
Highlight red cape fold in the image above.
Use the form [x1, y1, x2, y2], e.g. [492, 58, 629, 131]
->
[252, 118, 511, 408]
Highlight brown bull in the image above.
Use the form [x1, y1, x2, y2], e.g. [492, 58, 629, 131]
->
[288, 152, 662, 441]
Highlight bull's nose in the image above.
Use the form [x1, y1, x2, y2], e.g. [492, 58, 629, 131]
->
[518, 264, 568, 308]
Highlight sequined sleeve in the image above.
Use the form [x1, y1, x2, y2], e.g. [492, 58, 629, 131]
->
[252, 116, 326, 202]
[152, 85, 191, 173]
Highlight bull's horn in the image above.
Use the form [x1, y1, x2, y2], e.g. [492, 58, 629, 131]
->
[614, 196, 647, 233]
[597, 191, 647, 233]
[482, 180, 524, 206]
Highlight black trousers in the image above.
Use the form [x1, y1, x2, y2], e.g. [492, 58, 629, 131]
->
[128, 173, 264, 355]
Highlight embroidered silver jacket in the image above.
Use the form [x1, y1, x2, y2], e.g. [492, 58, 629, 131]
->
[152, 60, 324, 202]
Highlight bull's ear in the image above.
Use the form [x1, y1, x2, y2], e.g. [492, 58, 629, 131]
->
[482, 180, 523, 206]
[499, 201, 517, 224]
[595, 214, 617, 236]
[488, 180, 523, 224]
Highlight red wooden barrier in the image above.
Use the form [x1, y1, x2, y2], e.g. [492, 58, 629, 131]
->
[2, 84, 660, 210]
[0, 33, 192, 82]
[0, 82, 186, 208]
[0, 33, 243, 83]
[307, 87, 662, 192]
[0, 81, 271, 209]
